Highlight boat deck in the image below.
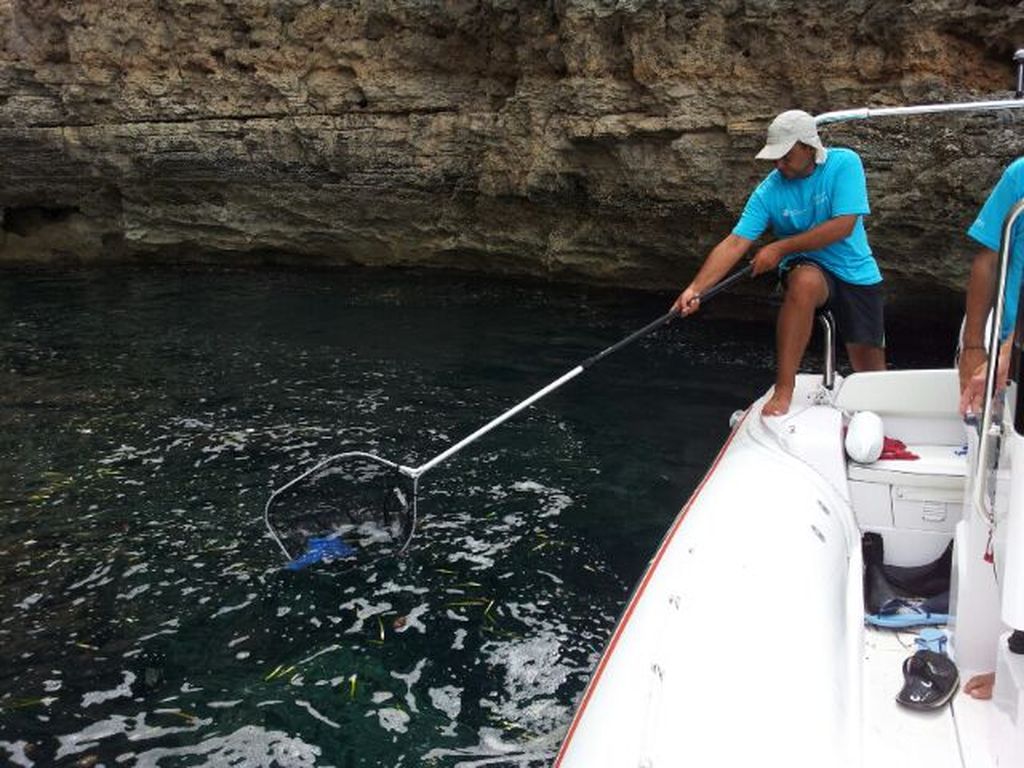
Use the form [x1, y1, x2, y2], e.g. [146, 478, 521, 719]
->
[864, 626, 993, 768]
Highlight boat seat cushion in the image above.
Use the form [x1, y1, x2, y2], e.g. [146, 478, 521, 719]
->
[835, 369, 959, 418]
[848, 444, 967, 490]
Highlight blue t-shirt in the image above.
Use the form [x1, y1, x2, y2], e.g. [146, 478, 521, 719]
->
[968, 156, 1024, 339]
[732, 147, 880, 285]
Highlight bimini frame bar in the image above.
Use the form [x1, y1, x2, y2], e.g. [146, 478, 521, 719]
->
[816, 98, 1024, 127]
[816, 49, 1024, 127]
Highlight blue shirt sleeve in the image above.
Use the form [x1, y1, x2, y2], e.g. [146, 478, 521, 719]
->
[968, 159, 1024, 251]
[829, 150, 870, 217]
[732, 186, 770, 241]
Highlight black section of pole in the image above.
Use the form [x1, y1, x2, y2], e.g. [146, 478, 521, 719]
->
[579, 309, 678, 370]
[1015, 49, 1024, 99]
[579, 263, 753, 370]
[696, 262, 754, 304]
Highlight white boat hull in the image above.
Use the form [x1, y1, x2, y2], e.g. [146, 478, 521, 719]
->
[558, 370, 1024, 767]
[558, 399, 863, 767]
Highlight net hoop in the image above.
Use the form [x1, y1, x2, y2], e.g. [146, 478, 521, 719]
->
[264, 451, 418, 563]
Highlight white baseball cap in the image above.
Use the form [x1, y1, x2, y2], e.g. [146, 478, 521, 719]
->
[755, 109, 827, 164]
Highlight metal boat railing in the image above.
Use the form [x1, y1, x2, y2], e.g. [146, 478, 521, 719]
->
[971, 199, 1024, 522]
[818, 310, 836, 391]
[817, 51, 1024, 126]
[816, 98, 1024, 126]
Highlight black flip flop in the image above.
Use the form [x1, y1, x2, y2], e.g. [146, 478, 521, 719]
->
[896, 650, 959, 710]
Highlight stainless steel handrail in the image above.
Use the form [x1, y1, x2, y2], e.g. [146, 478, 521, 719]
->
[816, 99, 1024, 126]
[972, 198, 1024, 522]
[818, 310, 836, 391]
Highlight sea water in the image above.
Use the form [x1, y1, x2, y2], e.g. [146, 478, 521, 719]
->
[0, 267, 955, 766]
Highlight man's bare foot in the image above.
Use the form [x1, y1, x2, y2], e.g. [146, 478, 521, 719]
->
[964, 672, 995, 700]
[762, 386, 793, 417]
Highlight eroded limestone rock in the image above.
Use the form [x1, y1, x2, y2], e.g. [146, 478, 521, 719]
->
[1, 0, 1023, 292]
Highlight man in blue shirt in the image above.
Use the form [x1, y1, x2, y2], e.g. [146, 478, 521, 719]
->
[959, 157, 1024, 415]
[674, 110, 886, 416]
[957, 158, 1024, 701]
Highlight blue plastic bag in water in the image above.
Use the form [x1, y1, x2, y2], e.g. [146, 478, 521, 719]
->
[285, 536, 357, 571]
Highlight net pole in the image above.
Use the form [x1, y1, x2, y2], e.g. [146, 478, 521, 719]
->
[407, 265, 752, 479]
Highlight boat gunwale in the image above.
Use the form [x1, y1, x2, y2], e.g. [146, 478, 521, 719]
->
[552, 407, 752, 765]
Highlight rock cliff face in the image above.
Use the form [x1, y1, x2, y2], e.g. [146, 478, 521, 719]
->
[1, 0, 1023, 293]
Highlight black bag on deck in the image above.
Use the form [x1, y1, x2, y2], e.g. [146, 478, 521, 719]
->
[862, 532, 953, 615]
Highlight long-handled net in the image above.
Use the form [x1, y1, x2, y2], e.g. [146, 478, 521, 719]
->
[264, 265, 752, 570]
[265, 452, 418, 570]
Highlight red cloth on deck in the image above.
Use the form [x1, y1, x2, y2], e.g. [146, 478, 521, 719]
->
[879, 436, 919, 461]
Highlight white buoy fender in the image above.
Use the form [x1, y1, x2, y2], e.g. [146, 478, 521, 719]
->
[845, 410, 884, 464]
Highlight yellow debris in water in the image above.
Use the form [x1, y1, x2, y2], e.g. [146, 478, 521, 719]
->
[264, 664, 283, 681]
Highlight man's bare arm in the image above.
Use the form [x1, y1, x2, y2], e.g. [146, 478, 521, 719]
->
[673, 234, 752, 315]
[959, 247, 998, 390]
[751, 215, 857, 275]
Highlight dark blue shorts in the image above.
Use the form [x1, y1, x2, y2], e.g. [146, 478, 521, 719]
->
[783, 260, 885, 347]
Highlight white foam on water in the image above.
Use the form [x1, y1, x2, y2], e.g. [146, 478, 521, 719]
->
[295, 699, 340, 729]
[509, 480, 574, 517]
[129, 724, 318, 767]
[422, 725, 561, 766]
[429, 684, 462, 721]
[81, 671, 137, 708]
[56, 710, 212, 760]
[374, 706, 411, 734]
[390, 658, 426, 714]
[337, 597, 394, 634]
[394, 602, 430, 634]
[0, 740, 32, 767]
[14, 593, 42, 610]
[211, 592, 257, 618]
